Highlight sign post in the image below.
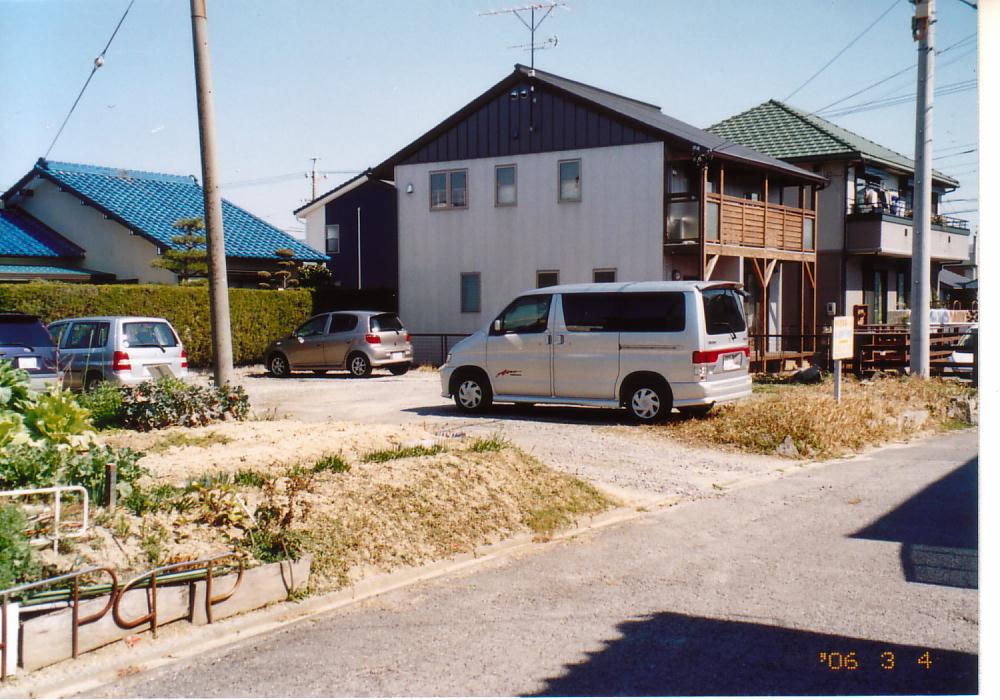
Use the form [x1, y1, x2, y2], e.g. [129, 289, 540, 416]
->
[831, 316, 854, 403]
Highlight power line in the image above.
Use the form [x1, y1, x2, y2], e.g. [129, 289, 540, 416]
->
[44, 0, 136, 159]
[819, 79, 976, 118]
[812, 32, 976, 113]
[934, 148, 978, 159]
[784, 0, 903, 101]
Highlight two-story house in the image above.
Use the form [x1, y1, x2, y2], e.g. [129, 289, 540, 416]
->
[708, 100, 969, 325]
[354, 65, 826, 357]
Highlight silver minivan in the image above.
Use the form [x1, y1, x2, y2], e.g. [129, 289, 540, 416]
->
[48, 316, 188, 390]
[440, 281, 751, 422]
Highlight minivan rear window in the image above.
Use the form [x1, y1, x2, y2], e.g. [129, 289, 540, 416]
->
[370, 314, 404, 332]
[123, 321, 179, 348]
[562, 292, 685, 333]
[0, 318, 54, 347]
[702, 288, 747, 335]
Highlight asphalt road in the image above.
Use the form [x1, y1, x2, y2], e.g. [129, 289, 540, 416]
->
[93, 429, 978, 697]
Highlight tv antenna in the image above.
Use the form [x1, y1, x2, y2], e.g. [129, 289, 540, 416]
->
[480, 2, 569, 71]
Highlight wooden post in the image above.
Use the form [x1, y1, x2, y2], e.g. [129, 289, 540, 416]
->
[698, 163, 707, 279]
[763, 175, 769, 248]
[104, 463, 117, 511]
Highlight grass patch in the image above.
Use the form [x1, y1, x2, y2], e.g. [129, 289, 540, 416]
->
[362, 444, 446, 463]
[234, 468, 269, 487]
[312, 453, 351, 474]
[658, 375, 975, 460]
[466, 434, 511, 453]
[147, 431, 232, 454]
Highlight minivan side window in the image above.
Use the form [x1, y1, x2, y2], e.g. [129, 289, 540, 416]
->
[562, 294, 618, 332]
[617, 293, 686, 332]
[562, 292, 685, 332]
[64, 321, 109, 349]
[702, 288, 747, 334]
[493, 295, 551, 335]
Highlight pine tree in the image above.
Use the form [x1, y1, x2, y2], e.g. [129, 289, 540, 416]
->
[150, 216, 209, 283]
[258, 248, 301, 290]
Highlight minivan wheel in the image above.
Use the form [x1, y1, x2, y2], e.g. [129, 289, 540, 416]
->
[388, 363, 410, 376]
[624, 379, 671, 423]
[268, 353, 290, 378]
[454, 373, 493, 413]
[348, 353, 372, 378]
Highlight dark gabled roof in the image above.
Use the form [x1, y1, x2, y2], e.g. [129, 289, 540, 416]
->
[707, 100, 960, 188]
[371, 65, 825, 185]
[0, 207, 85, 258]
[294, 170, 370, 216]
[3, 160, 328, 262]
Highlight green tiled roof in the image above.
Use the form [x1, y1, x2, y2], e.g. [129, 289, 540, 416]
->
[707, 100, 959, 187]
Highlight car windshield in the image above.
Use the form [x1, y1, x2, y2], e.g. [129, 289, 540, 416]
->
[702, 288, 747, 335]
[0, 318, 54, 347]
[123, 321, 178, 348]
[370, 314, 404, 332]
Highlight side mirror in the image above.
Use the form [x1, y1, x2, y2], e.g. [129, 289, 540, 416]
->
[295, 335, 305, 343]
[493, 319, 502, 334]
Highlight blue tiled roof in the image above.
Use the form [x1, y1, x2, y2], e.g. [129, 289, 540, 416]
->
[0, 263, 95, 277]
[0, 208, 85, 258]
[32, 160, 327, 262]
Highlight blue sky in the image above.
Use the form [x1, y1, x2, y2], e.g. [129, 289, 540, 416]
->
[1, 0, 980, 237]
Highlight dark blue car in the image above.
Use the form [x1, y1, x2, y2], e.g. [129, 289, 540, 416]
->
[0, 313, 61, 389]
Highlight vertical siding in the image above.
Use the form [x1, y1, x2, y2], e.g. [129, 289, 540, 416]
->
[399, 82, 656, 166]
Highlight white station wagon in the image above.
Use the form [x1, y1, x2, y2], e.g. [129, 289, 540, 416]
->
[440, 281, 751, 422]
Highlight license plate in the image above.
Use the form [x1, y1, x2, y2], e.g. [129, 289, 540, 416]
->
[16, 357, 38, 369]
[722, 353, 743, 371]
[391, 351, 404, 360]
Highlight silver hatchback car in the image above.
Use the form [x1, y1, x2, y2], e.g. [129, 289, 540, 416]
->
[266, 310, 413, 378]
[47, 316, 188, 390]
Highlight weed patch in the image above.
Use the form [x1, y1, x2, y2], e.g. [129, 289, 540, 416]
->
[658, 375, 975, 460]
[147, 431, 232, 453]
[312, 453, 351, 474]
[362, 444, 445, 463]
[466, 434, 511, 453]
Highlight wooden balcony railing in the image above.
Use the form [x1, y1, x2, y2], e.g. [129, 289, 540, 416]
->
[706, 193, 817, 253]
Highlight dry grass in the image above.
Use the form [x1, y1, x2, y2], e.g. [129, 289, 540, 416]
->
[53, 427, 616, 592]
[656, 375, 975, 460]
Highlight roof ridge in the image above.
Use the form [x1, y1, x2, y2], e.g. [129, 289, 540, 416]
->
[766, 100, 855, 153]
[706, 100, 773, 132]
[37, 159, 198, 186]
[516, 63, 663, 111]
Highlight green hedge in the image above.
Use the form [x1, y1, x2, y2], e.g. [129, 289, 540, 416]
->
[0, 283, 313, 367]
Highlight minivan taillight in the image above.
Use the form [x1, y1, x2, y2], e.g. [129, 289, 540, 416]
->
[365, 334, 381, 344]
[180, 350, 188, 369]
[112, 351, 132, 371]
[692, 346, 750, 364]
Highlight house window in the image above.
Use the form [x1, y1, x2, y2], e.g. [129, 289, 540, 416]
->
[558, 159, 581, 202]
[536, 270, 559, 288]
[431, 169, 468, 210]
[461, 272, 481, 313]
[593, 269, 617, 283]
[325, 224, 340, 254]
[495, 165, 516, 206]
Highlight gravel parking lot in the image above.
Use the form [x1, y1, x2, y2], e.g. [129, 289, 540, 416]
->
[232, 366, 788, 503]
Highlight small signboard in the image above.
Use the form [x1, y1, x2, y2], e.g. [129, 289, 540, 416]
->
[831, 316, 854, 361]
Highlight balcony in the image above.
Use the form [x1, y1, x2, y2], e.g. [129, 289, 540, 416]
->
[845, 204, 970, 262]
[699, 193, 817, 259]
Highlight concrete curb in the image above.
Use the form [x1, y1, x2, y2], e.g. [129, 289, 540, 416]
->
[4, 498, 674, 699]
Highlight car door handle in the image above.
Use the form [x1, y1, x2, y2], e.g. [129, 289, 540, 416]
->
[555, 334, 566, 345]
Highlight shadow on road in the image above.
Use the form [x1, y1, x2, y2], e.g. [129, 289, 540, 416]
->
[404, 403, 705, 427]
[852, 458, 978, 589]
[531, 611, 977, 696]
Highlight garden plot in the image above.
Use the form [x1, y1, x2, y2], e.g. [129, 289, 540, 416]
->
[47, 421, 616, 592]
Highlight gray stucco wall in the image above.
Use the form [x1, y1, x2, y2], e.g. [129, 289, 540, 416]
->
[395, 142, 665, 333]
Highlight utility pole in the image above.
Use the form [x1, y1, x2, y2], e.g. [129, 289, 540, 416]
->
[310, 157, 319, 200]
[910, 0, 934, 378]
[190, 0, 234, 386]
